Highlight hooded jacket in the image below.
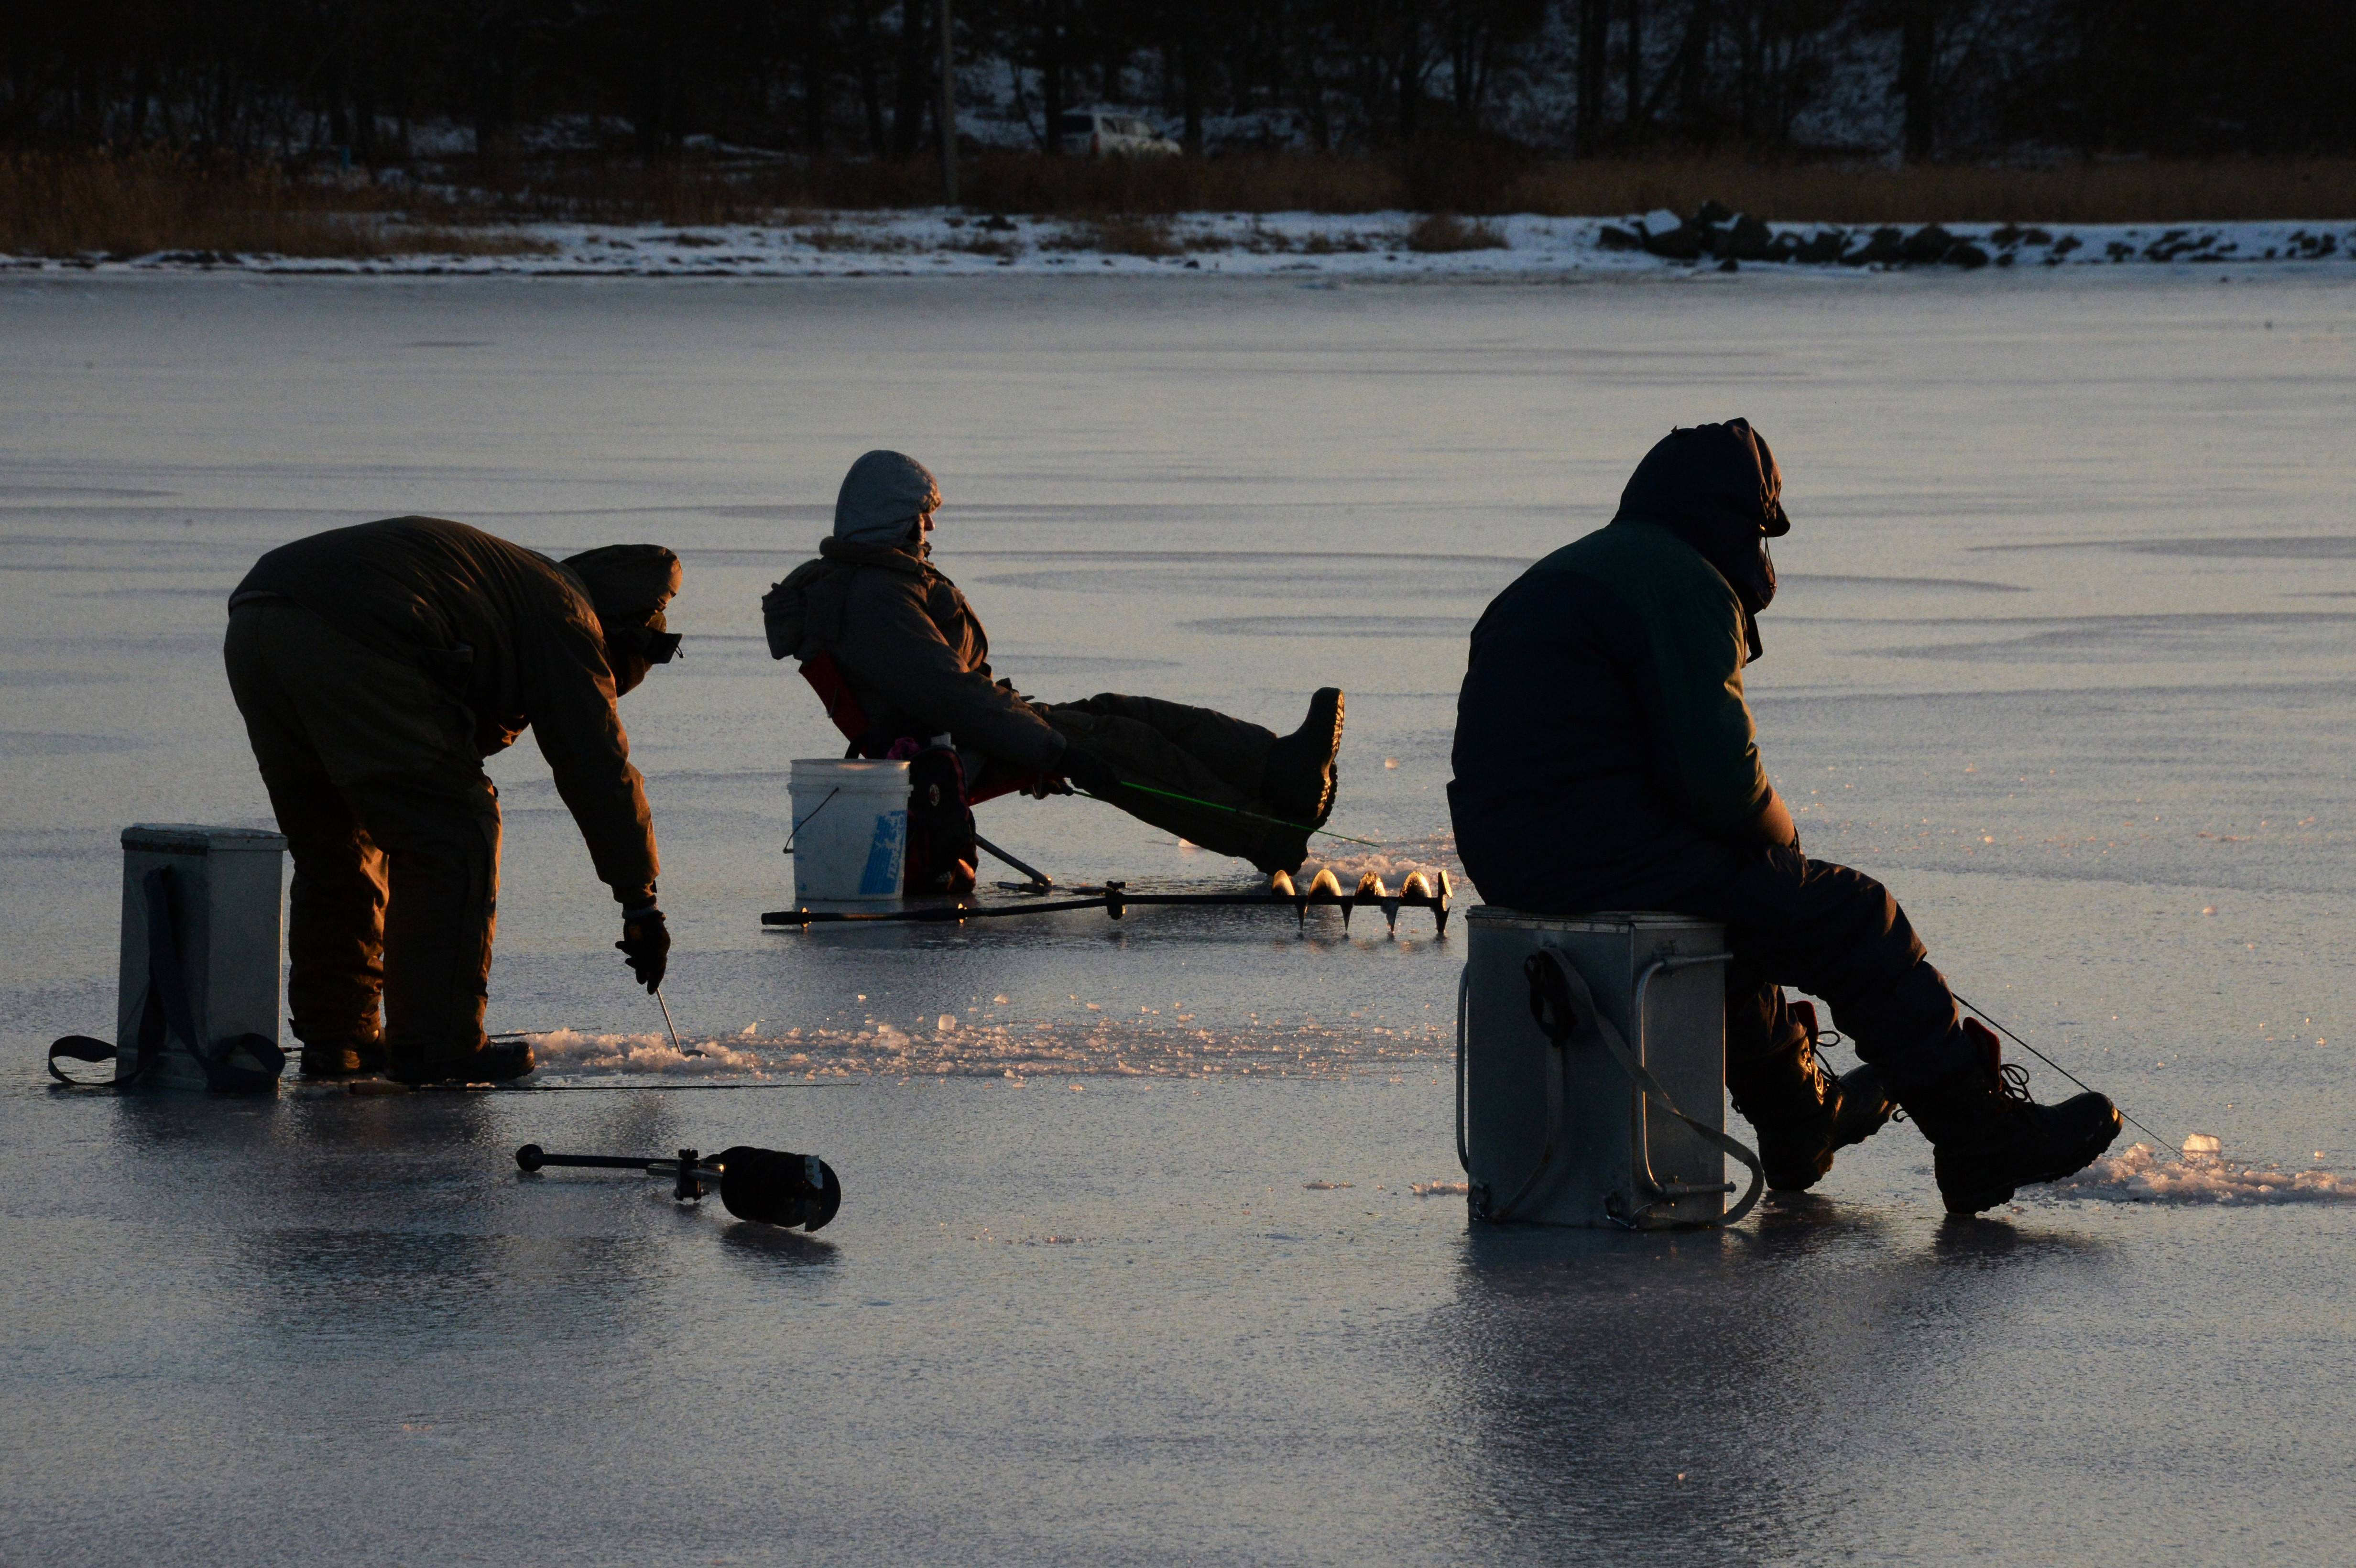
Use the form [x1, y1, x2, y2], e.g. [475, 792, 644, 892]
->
[230, 516, 664, 904]
[833, 450, 941, 546]
[1447, 422, 1788, 911]
[762, 538, 1066, 774]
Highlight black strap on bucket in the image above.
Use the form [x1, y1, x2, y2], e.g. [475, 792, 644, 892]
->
[48, 866, 284, 1094]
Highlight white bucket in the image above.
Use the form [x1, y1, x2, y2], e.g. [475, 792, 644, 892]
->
[789, 759, 910, 902]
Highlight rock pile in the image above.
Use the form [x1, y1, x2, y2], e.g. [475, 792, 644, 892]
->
[1598, 203, 2344, 270]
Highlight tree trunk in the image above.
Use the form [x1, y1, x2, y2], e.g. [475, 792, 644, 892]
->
[804, 38, 829, 152]
[856, 8, 887, 154]
[1576, 0, 1610, 153]
[890, 0, 930, 160]
[1180, 33, 1203, 154]
[1624, 0, 1644, 133]
[1899, 0, 1935, 162]
[1674, 0, 1713, 130]
[938, 0, 958, 202]
[1040, 0, 1066, 155]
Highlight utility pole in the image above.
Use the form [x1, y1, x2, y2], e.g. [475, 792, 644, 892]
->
[938, 0, 959, 205]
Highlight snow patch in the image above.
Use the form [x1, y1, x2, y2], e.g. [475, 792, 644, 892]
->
[13, 212, 2352, 280]
[2047, 1142, 2356, 1205]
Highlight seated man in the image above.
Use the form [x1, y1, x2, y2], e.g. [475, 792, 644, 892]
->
[1448, 420, 2120, 1215]
[763, 450, 1343, 874]
[224, 516, 680, 1085]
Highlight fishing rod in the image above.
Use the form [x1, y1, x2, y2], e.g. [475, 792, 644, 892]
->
[764, 868, 1452, 932]
[1953, 990, 2185, 1158]
[515, 1141, 843, 1230]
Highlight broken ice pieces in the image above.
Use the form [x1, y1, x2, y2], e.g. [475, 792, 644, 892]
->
[2182, 1132, 2224, 1156]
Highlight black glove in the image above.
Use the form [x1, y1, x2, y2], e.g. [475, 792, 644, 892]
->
[1057, 746, 1124, 799]
[616, 907, 670, 993]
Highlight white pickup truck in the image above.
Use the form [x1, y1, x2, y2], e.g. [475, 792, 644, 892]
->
[1058, 109, 1183, 158]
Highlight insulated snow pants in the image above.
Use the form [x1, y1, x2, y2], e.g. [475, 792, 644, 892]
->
[1040, 694, 1302, 871]
[224, 601, 499, 1070]
[1576, 842, 1976, 1095]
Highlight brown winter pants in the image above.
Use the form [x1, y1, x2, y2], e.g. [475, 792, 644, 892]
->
[1041, 694, 1302, 871]
[223, 601, 500, 1072]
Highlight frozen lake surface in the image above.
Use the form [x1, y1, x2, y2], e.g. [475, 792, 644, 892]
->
[4, 269, 2354, 1564]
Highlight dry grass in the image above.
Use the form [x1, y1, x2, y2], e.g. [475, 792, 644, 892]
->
[7, 149, 2352, 261]
[1405, 212, 1507, 251]
[0, 152, 553, 258]
[1042, 213, 1183, 256]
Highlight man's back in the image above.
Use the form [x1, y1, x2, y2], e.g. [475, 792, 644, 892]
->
[1449, 519, 1768, 910]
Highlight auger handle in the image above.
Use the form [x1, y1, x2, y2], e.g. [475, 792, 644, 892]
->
[515, 1144, 659, 1173]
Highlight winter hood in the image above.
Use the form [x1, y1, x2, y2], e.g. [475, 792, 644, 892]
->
[834, 449, 941, 545]
[1612, 418, 1789, 661]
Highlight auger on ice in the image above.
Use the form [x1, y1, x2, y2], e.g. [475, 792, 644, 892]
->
[515, 1142, 843, 1230]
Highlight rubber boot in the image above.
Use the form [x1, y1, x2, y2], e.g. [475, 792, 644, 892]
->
[390, 1038, 536, 1088]
[1897, 1019, 2122, 1214]
[1726, 1000, 1896, 1191]
[1261, 688, 1344, 830]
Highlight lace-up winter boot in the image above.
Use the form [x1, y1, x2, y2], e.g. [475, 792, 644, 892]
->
[301, 1033, 389, 1079]
[390, 1038, 536, 1088]
[1262, 688, 1344, 830]
[1898, 1019, 2122, 1214]
[1726, 1000, 1896, 1190]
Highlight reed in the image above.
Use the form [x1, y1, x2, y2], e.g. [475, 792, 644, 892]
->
[0, 152, 553, 258]
[5, 148, 2351, 260]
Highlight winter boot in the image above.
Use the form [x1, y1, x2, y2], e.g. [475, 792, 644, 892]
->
[301, 1027, 388, 1079]
[390, 1038, 536, 1088]
[1262, 688, 1344, 830]
[1726, 1000, 1897, 1191]
[1898, 1019, 2122, 1214]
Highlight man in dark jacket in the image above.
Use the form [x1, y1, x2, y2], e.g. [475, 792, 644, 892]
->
[224, 516, 680, 1085]
[763, 450, 1344, 874]
[1449, 421, 2120, 1215]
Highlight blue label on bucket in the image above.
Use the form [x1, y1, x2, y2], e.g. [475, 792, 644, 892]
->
[859, 812, 906, 895]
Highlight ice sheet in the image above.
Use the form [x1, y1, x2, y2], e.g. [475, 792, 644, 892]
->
[4, 269, 2355, 1567]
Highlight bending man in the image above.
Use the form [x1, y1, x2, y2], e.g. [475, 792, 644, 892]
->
[1449, 421, 2119, 1214]
[763, 450, 1344, 874]
[225, 516, 680, 1085]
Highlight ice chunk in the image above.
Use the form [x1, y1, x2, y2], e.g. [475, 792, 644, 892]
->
[2182, 1132, 2223, 1156]
[1642, 209, 1683, 236]
[1411, 1180, 1470, 1197]
[2049, 1142, 2356, 1204]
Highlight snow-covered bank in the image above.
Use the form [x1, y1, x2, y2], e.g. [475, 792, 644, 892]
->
[8, 208, 2355, 279]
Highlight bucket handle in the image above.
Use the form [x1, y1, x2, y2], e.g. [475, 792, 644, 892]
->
[782, 787, 841, 855]
[1455, 965, 1472, 1176]
[1527, 947, 1763, 1231]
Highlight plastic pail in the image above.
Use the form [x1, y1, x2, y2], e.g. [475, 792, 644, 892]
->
[789, 760, 910, 902]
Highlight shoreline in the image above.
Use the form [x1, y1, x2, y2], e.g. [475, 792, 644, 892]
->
[8, 210, 2352, 280]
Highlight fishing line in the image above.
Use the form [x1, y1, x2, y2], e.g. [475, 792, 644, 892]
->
[1952, 989, 2184, 1157]
[1082, 782, 1387, 850]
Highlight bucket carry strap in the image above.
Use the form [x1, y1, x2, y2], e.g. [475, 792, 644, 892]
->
[48, 867, 284, 1094]
[1501, 947, 1763, 1230]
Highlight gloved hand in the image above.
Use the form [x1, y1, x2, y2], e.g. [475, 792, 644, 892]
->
[1057, 746, 1124, 800]
[616, 906, 670, 993]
